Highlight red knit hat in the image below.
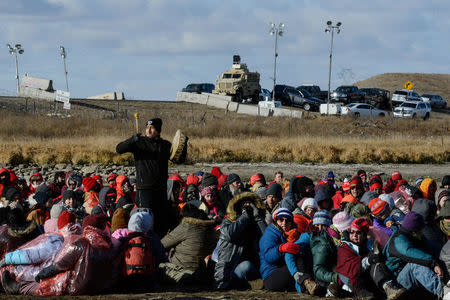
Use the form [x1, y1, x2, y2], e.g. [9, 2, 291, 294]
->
[368, 197, 388, 216]
[392, 171, 402, 181]
[370, 182, 382, 191]
[342, 179, 350, 191]
[82, 177, 97, 192]
[250, 173, 264, 186]
[350, 218, 370, 233]
[349, 178, 363, 189]
[57, 211, 76, 229]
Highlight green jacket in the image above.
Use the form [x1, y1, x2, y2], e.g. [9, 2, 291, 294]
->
[310, 230, 338, 284]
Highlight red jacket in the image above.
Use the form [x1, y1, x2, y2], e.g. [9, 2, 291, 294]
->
[334, 241, 367, 290]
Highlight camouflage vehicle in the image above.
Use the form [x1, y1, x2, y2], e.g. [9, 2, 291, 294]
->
[212, 55, 261, 103]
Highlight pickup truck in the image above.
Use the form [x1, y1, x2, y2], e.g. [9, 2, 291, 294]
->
[391, 89, 422, 107]
[297, 84, 328, 100]
[331, 85, 365, 104]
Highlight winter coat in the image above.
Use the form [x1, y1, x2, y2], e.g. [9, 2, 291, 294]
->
[280, 177, 314, 212]
[440, 239, 450, 280]
[310, 230, 338, 284]
[412, 198, 445, 248]
[373, 218, 394, 237]
[26, 208, 47, 226]
[259, 223, 285, 279]
[214, 192, 267, 289]
[116, 135, 171, 191]
[35, 226, 122, 296]
[0, 221, 41, 259]
[285, 232, 312, 275]
[161, 217, 217, 271]
[334, 238, 370, 289]
[383, 227, 437, 276]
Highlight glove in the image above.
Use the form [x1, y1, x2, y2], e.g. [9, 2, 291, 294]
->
[0, 259, 6, 268]
[293, 271, 304, 284]
[368, 252, 383, 264]
[278, 242, 300, 254]
[132, 133, 141, 142]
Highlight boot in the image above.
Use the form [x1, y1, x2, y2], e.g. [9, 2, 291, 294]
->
[2, 270, 21, 295]
[248, 278, 264, 290]
[355, 287, 376, 300]
[383, 280, 407, 300]
[302, 278, 321, 295]
[326, 281, 341, 297]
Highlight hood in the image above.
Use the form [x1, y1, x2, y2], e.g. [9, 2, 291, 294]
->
[211, 167, 223, 180]
[419, 178, 436, 200]
[290, 176, 314, 198]
[8, 221, 38, 238]
[226, 192, 266, 222]
[83, 225, 111, 249]
[99, 186, 116, 207]
[29, 172, 43, 183]
[412, 198, 437, 223]
[0, 168, 10, 185]
[168, 174, 186, 187]
[186, 174, 199, 186]
[115, 175, 129, 197]
[182, 217, 216, 227]
[128, 211, 153, 233]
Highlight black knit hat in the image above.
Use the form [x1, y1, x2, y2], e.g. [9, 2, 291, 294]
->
[442, 175, 450, 188]
[201, 173, 218, 188]
[266, 183, 282, 199]
[146, 118, 162, 133]
[226, 173, 241, 185]
[5, 188, 20, 202]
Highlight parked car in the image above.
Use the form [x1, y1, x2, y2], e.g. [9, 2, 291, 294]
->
[393, 100, 431, 120]
[359, 88, 391, 109]
[331, 86, 365, 104]
[391, 89, 422, 107]
[341, 103, 386, 117]
[259, 88, 272, 101]
[273, 84, 305, 107]
[421, 93, 447, 109]
[296, 88, 326, 111]
[182, 83, 215, 94]
[297, 84, 328, 100]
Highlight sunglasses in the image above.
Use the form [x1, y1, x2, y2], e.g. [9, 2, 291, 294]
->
[277, 217, 292, 223]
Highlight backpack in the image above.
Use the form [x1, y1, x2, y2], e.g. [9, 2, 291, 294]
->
[124, 234, 156, 276]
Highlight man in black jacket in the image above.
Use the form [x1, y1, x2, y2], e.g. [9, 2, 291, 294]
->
[116, 118, 172, 237]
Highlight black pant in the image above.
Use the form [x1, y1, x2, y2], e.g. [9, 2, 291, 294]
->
[137, 189, 174, 238]
[264, 256, 311, 292]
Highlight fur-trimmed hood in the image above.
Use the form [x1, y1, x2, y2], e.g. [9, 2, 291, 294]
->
[226, 192, 266, 222]
[182, 217, 216, 227]
[8, 221, 38, 238]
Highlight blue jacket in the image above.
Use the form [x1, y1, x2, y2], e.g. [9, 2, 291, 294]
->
[5, 233, 64, 265]
[259, 223, 285, 279]
[383, 227, 436, 275]
[285, 232, 312, 292]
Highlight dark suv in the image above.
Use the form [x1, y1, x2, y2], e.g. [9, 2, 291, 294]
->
[331, 85, 365, 104]
[359, 88, 391, 109]
[182, 83, 215, 94]
[297, 84, 328, 100]
[272, 84, 305, 107]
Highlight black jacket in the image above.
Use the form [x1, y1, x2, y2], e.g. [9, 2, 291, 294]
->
[116, 135, 171, 191]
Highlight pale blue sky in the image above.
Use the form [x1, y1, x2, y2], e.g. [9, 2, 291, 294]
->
[1, 0, 448, 100]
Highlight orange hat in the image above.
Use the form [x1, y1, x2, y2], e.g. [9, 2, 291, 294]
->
[341, 194, 358, 204]
[293, 214, 311, 234]
[368, 197, 388, 216]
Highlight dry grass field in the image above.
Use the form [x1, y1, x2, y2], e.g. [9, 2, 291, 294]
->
[0, 96, 449, 165]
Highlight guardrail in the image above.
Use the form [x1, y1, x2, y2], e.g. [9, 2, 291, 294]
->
[176, 92, 303, 119]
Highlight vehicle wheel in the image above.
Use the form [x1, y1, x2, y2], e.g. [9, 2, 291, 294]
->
[233, 90, 242, 103]
[379, 113, 385, 117]
[354, 112, 360, 118]
[251, 94, 259, 104]
[304, 103, 311, 111]
[423, 112, 430, 120]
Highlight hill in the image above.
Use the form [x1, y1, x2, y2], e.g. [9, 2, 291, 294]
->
[354, 73, 450, 100]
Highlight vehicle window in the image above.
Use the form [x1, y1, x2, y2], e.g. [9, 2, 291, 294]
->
[223, 73, 232, 79]
[418, 103, 425, 109]
[346, 103, 357, 107]
[394, 91, 407, 96]
[422, 94, 433, 98]
[337, 87, 353, 93]
[412, 92, 419, 97]
[400, 103, 416, 108]
[359, 104, 370, 109]
[232, 74, 241, 79]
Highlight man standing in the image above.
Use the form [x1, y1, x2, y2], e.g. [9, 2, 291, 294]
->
[116, 118, 172, 237]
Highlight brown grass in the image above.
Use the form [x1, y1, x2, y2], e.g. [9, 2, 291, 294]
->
[1, 98, 449, 166]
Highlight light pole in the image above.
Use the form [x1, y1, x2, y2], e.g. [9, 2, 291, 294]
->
[6, 43, 24, 95]
[269, 22, 285, 100]
[60, 46, 69, 92]
[325, 21, 342, 114]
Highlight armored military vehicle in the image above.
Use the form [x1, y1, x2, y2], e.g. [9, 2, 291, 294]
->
[212, 55, 261, 103]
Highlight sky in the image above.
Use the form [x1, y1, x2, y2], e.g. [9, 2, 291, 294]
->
[0, 0, 449, 100]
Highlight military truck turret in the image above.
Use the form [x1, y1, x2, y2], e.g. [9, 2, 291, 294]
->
[212, 55, 261, 103]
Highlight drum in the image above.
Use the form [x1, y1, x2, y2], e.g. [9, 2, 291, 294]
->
[170, 129, 188, 164]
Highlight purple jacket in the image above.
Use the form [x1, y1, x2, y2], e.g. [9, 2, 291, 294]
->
[373, 218, 393, 237]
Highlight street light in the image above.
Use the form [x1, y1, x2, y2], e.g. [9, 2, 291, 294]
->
[325, 21, 342, 114]
[269, 22, 285, 100]
[60, 46, 69, 92]
[6, 43, 24, 95]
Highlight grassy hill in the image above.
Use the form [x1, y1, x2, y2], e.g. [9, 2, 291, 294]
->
[354, 73, 450, 100]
